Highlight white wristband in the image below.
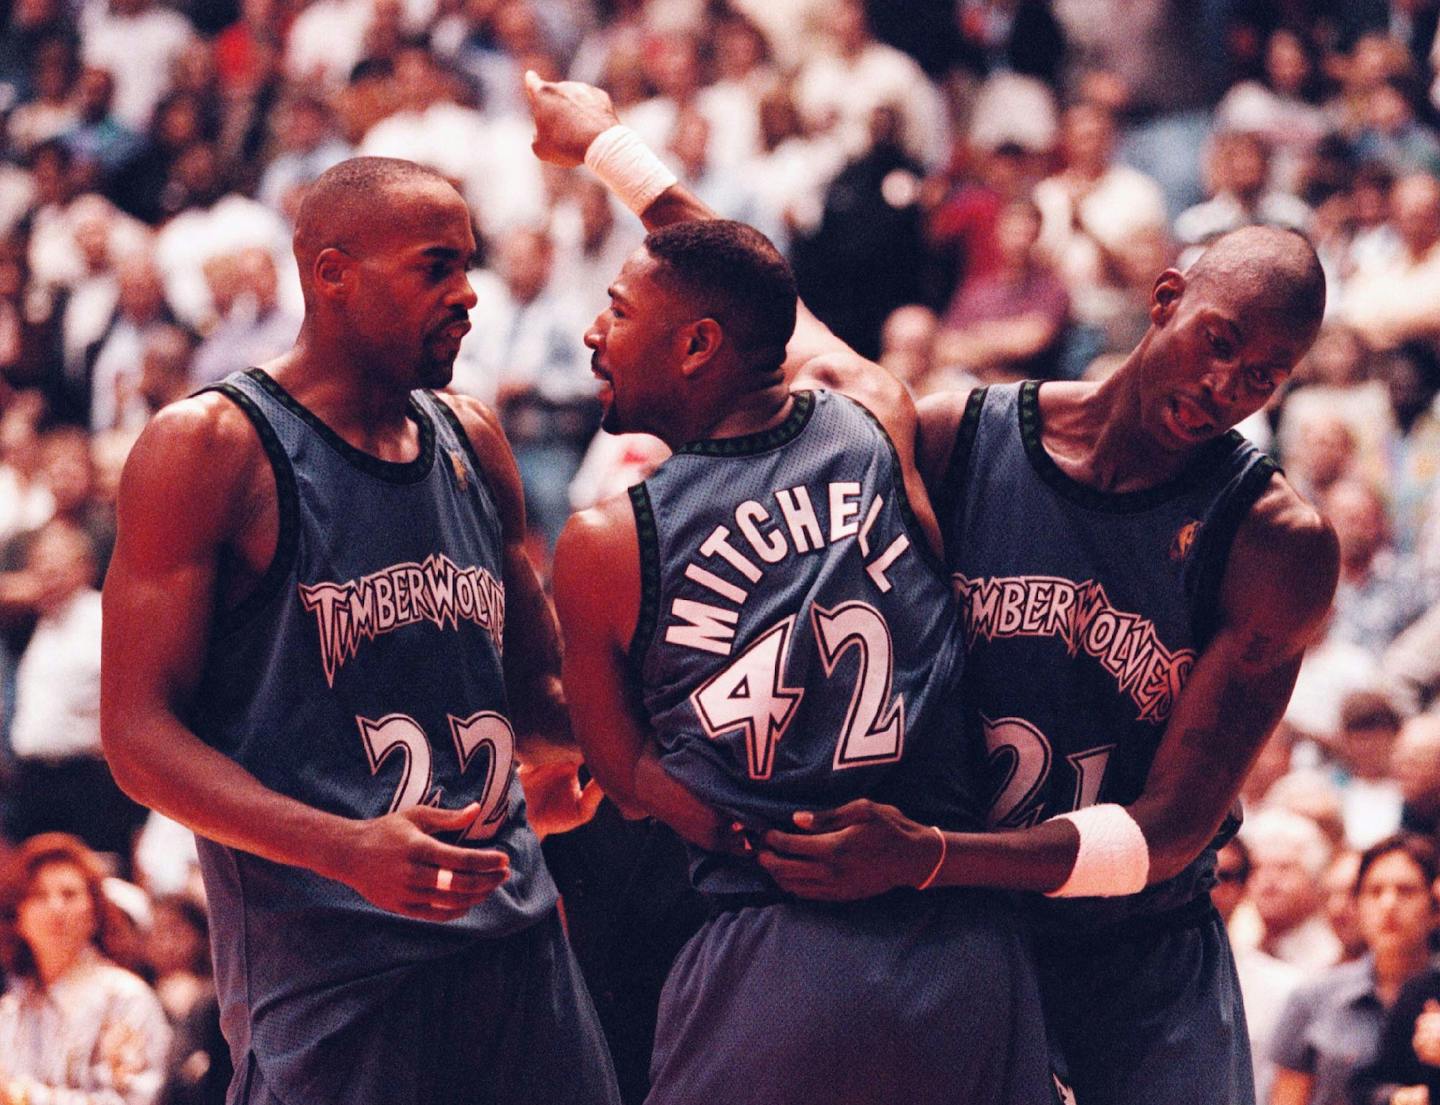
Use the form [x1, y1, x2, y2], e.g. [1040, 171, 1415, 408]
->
[584, 125, 679, 215]
[1044, 804, 1150, 898]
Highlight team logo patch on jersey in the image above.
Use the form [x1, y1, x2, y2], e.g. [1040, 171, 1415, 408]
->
[449, 448, 468, 490]
[953, 573, 1195, 722]
[299, 554, 505, 686]
[1169, 519, 1201, 562]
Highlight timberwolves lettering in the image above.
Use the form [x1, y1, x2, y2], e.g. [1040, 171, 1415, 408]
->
[300, 553, 505, 686]
[953, 573, 1194, 722]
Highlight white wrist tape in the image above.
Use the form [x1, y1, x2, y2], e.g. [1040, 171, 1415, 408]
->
[1044, 804, 1150, 898]
[583, 125, 679, 215]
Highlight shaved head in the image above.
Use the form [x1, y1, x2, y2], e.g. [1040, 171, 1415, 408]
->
[293, 157, 462, 295]
[1183, 226, 1326, 343]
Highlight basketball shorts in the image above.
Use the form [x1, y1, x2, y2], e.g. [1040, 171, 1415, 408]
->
[647, 888, 1058, 1105]
[227, 909, 621, 1105]
[1033, 897, 1254, 1105]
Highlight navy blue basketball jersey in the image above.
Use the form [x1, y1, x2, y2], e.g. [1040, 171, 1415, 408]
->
[632, 390, 974, 896]
[941, 381, 1278, 929]
[190, 369, 557, 1067]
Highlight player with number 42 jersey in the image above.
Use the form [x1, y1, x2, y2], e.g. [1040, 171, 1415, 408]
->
[632, 388, 978, 895]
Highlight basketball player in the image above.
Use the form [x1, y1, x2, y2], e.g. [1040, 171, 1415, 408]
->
[527, 76, 1055, 1105]
[100, 158, 620, 1105]
[759, 226, 1340, 1104]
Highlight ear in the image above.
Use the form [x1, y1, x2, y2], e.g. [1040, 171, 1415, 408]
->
[679, 318, 724, 377]
[1150, 268, 1185, 327]
[312, 247, 354, 304]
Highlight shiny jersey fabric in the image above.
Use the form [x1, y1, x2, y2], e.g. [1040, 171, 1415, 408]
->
[632, 389, 973, 896]
[189, 369, 556, 1084]
[941, 380, 1277, 930]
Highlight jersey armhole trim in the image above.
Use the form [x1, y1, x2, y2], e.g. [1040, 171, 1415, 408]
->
[1190, 454, 1280, 647]
[841, 393, 946, 577]
[204, 380, 301, 638]
[424, 392, 507, 536]
[936, 386, 987, 539]
[627, 481, 662, 661]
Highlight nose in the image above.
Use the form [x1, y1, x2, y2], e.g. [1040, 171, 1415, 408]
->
[453, 271, 478, 313]
[584, 312, 606, 350]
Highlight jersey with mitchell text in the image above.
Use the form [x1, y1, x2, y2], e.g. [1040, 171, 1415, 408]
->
[632, 390, 974, 897]
[189, 370, 556, 1078]
[941, 381, 1277, 930]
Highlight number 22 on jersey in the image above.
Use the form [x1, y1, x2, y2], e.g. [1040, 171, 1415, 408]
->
[689, 601, 906, 780]
[357, 711, 515, 839]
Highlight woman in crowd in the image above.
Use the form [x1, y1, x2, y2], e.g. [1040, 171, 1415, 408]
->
[1268, 833, 1437, 1105]
[0, 832, 170, 1105]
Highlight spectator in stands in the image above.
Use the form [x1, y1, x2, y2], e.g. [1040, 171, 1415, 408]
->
[1033, 100, 1168, 378]
[188, 247, 297, 386]
[255, 94, 352, 223]
[1239, 808, 1343, 970]
[9, 36, 81, 158]
[1352, 76, 1440, 178]
[83, 251, 179, 432]
[1286, 414, 1360, 507]
[5, 520, 144, 861]
[0, 832, 170, 1104]
[1340, 173, 1440, 352]
[62, 68, 142, 196]
[78, 0, 194, 133]
[1214, 28, 1329, 196]
[1321, 851, 1367, 963]
[792, 0, 951, 171]
[1174, 130, 1312, 259]
[936, 197, 1070, 381]
[1375, 344, 1440, 556]
[132, 325, 195, 422]
[1394, 713, 1440, 837]
[1216, 836, 1305, 1103]
[1269, 833, 1439, 1105]
[1324, 479, 1430, 654]
[1333, 691, 1407, 849]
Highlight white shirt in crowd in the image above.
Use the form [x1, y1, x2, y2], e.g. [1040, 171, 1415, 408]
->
[11, 588, 103, 762]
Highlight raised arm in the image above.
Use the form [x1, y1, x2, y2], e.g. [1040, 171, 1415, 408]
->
[101, 397, 510, 921]
[525, 71, 942, 556]
[759, 479, 1340, 899]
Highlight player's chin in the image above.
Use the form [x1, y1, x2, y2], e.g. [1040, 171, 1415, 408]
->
[418, 352, 458, 389]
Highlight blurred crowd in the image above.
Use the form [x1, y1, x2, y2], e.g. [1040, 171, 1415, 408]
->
[2, 0, 1440, 1101]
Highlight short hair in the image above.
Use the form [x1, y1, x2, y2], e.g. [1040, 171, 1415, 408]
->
[0, 833, 126, 979]
[1354, 832, 1439, 898]
[642, 220, 797, 376]
[1184, 225, 1327, 339]
[294, 156, 454, 261]
[1340, 689, 1402, 734]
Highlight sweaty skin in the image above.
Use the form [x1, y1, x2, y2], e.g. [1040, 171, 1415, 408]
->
[101, 169, 579, 921]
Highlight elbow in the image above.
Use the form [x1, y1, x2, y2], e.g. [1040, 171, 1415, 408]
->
[1133, 808, 1212, 886]
[99, 710, 153, 807]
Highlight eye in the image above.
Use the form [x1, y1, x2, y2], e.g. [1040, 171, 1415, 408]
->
[1246, 366, 1276, 394]
[1207, 330, 1234, 360]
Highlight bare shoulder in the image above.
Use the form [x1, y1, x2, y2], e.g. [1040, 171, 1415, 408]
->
[915, 387, 975, 493]
[796, 351, 908, 422]
[433, 390, 525, 535]
[1224, 473, 1339, 640]
[121, 392, 266, 536]
[553, 492, 640, 643]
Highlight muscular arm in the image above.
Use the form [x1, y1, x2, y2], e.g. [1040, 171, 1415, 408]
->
[552, 500, 739, 849]
[525, 72, 943, 557]
[761, 478, 1341, 899]
[101, 397, 510, 921]
[440, 392, 576, 764]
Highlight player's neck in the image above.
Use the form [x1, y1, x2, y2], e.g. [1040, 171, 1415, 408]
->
[260, 340, 423, 458]
[1037, 369, 1200, 493]
[682, 381, 792, 446]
